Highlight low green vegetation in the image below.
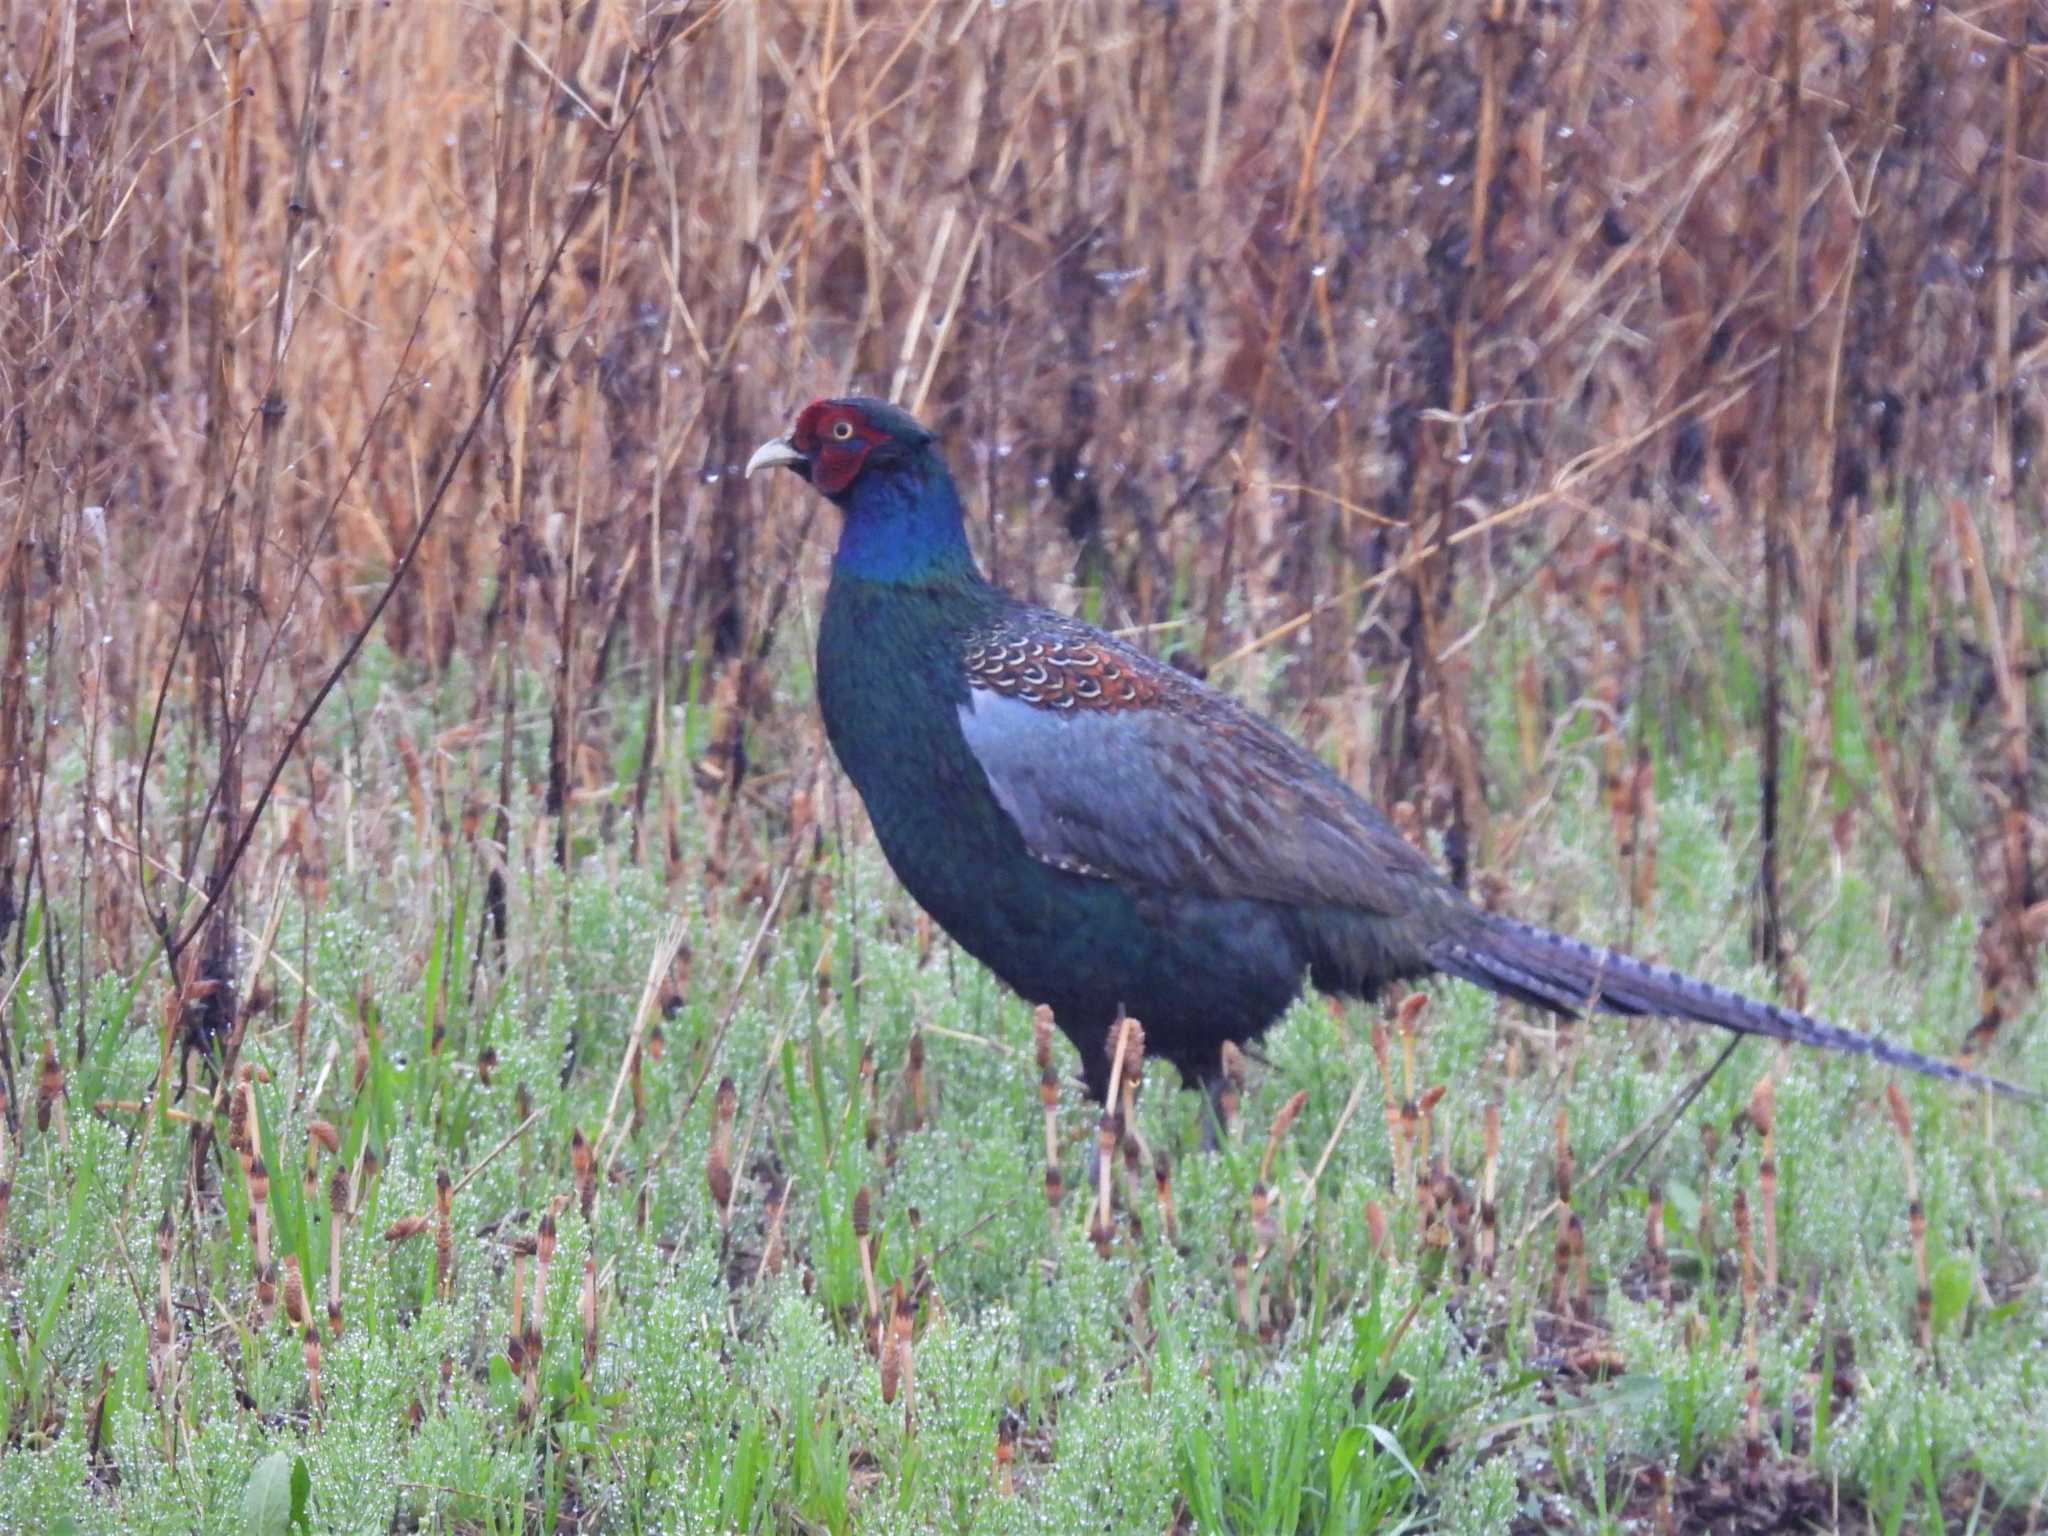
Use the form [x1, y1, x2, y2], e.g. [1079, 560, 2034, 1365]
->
[0, 650, 2041, 1534]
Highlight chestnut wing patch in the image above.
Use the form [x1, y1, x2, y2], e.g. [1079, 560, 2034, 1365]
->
[962, 634, 1162, 712]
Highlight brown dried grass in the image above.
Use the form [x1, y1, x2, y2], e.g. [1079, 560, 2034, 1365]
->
[0, 0, 2041, 1085]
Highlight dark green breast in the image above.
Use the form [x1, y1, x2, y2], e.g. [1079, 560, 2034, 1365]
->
[816, 574, 1091, 963]
[814, 574, 1310, 1091]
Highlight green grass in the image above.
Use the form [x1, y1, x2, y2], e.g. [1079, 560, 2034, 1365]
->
[2, 644, 2044, 1535]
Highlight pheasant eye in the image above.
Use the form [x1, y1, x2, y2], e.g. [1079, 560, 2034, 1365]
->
[830, 419, 856, 441]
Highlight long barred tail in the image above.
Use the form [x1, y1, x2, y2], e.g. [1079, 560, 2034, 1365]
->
[1432, 914, 2038, 1104]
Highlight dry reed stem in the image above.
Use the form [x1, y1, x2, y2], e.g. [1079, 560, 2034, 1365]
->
[1477, 1103, 1500, 1280]
[1749, 1073, 1779, 1301]
[592, 913, 691, 1166]
[1644, 1181, 1669, 1306]
[1734, 1184, 1761, 1439]
[1886, 1083, 1932, 1350]
[434, 1169, 455, 1300]
[1092, 1015, 1143, 1252]
[707, 1076, 738, 1222]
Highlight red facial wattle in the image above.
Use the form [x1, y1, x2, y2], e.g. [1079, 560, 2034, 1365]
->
[792, 400, 882, 495]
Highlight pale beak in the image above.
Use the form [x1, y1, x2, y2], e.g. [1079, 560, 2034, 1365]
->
[745, 437, 806, 478]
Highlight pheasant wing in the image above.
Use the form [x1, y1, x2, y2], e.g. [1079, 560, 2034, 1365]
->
[954, 618, 1440, 917]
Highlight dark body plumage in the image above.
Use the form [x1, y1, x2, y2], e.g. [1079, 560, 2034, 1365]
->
[750, 397, 2032, 1105]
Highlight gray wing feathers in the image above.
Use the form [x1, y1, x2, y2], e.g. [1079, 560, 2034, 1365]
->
[957, 688, 1438, 916]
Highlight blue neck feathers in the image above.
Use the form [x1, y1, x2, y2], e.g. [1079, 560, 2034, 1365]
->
[831, 451, 979, 585]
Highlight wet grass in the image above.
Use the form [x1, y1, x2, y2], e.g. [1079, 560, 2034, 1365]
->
[1, 605, 2041, 1535]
